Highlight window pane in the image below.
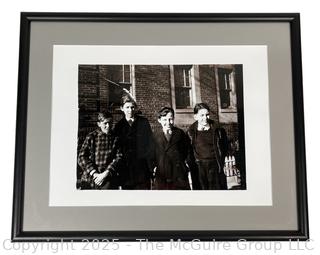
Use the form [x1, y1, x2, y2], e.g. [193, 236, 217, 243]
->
[173, 65, 193, 109]
[107, 65, 132, 109]
[174, 68, 184, 87]
[184, 69, 190, 87]
[123, 65, 131, 83]
[218, 68, 232, 109]
[175, 87, 191, 109]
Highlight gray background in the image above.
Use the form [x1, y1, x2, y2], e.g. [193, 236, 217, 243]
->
[24, 21, 296, 231]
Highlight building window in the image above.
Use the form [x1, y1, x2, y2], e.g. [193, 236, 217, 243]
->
[107, 65, 134, 109]
[217, 67, 237, 112]
[174, 66, 193, 109]
[171, 65, 201, 111]
[216, 66, 238, 123]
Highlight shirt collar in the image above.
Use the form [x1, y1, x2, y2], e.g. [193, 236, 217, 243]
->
[97, 128, 112, 136]
[197, 123, 210, 131]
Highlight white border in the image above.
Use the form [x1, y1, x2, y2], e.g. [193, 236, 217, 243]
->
[50, 45, 272, 206]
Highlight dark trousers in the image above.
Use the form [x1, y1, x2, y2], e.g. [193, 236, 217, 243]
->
[154, 178, 190, 190]
[196, 160, 227, 190]
[98, 179, 119, 190]
[121, 182, 151, 190]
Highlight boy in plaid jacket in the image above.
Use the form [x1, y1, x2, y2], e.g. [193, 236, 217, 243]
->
[78, 111, 122, 189]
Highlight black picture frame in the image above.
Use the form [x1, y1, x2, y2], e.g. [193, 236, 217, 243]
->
[12, 12, 308, 242]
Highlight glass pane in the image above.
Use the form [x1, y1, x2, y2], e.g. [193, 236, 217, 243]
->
[107, 65, 132, 110]
[218, 68, 232, 109]
[175, 87, 191, 109]
[123, 65, 131, 83]
[174, 67, 184, 87]
[184, 69, 191, 87]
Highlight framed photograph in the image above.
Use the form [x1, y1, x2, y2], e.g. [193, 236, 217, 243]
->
[12, 12, 308, 241]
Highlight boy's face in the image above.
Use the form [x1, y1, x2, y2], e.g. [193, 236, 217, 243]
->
[97, 118, 112, 134]
[195, 108, 210, 126]
[120, 102, 135, 119]
[158, 112, 174, 132]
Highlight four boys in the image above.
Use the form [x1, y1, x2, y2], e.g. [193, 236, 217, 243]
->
[78, 99, 230, 190]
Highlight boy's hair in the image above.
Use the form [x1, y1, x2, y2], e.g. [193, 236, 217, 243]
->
[157, 107, 175, 119]
[97, 111, 113, 122]
[194, 103, 210, 114]
[120, 94, 137, 107]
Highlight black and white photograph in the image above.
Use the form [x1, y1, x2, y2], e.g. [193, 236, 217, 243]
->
[49, 45, 270, 207]
[76, 64, 246, 190]
[8, 12, 311, 243]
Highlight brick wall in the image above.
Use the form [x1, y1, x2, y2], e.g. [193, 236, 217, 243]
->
[78, 65, 99, 135]
[78, 64, 241, 142]
[199, 65, 219, 122]
[135, 65, 172, 131]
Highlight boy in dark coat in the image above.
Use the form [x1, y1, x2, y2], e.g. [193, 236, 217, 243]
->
[153, 107, 192, 190]
[114, 95, 154, 189]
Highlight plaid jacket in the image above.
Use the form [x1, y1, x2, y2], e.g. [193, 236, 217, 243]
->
[78, 129, 123, 176]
